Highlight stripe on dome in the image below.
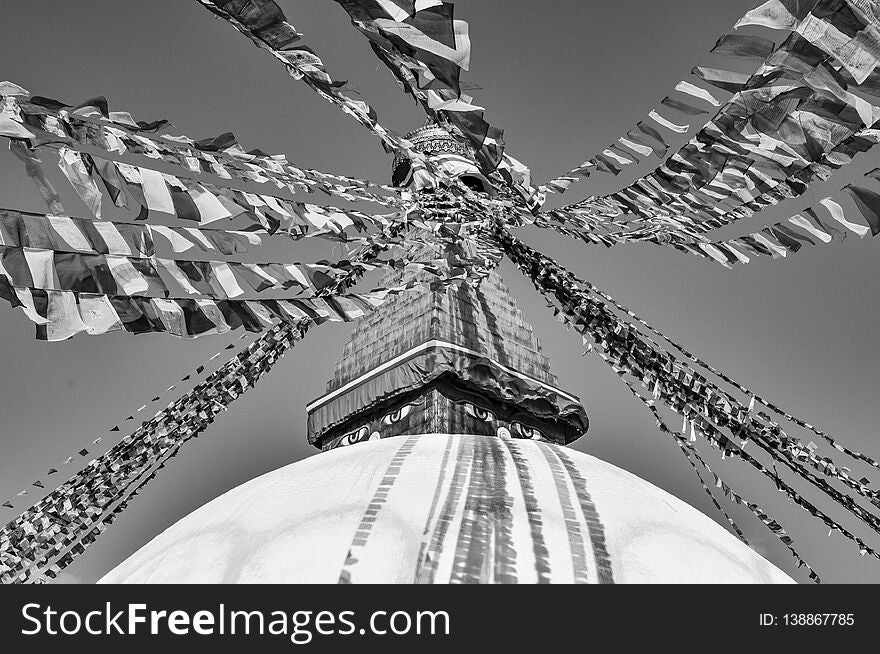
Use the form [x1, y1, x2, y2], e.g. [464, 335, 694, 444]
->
[496, 437, 537, 581]
[448, 435, 517, 583]
[551, 445, 615, 584]
[414, 434, 475, 583]
[450, 434, 492, 582]
[489, 437, 517, 584]
[414, 433, 458, 581]
[504, 440, 552, 583]
[537, 443, 593, 583]
[338, 435, 420, 584]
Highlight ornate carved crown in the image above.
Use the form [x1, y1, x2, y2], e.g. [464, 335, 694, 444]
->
[392, 124, 475, 183]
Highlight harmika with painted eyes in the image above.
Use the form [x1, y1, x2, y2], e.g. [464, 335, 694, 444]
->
[333, 399, 545, 450]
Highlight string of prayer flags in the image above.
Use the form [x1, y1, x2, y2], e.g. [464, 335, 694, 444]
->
[679, 182, 880, 266]
[672, 431, 821, 582]
[614, 370, 752, 548]
[334, 1, 504, 169]
[546, 110, 880, 244]
[542, 0, 880, 242]
[0, 101, 406, 237]
[541, 0, 789, 194]
[8, 92, 407, 209]
[0, 333, 250, 510]
[192, 0, 431, 173]
[0, 243, 380, 299]
[619, 366, 824, 583]
[573, 263, 880, 476]
[19, 90, 171, 134]
[0, 322, 306, 583]
[0, 209, 262, 257]
[79, 153, 391, 237]
[0, 269, 471, 341]
[0, 208, 469, 306]
[493, 221, 880, 571]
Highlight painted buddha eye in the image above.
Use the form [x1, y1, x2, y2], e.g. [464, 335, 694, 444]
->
[464, 403, 494, 422]
[337, 425, 369, 447]
[382, 404, 413, 425]
[511, 422, 543, 440]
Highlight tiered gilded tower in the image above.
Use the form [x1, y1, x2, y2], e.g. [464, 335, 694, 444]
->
[307, 125, 588, 451]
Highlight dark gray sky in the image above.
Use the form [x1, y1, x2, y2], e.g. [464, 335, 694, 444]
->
[2, 0, 879, 583]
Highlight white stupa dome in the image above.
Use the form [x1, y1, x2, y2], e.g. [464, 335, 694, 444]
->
[100, 434, 793, 584]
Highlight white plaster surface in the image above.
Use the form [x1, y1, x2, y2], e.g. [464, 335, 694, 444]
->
[100, 435, 794, 584]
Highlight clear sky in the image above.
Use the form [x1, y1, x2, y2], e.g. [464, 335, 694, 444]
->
[1, 0, 880, 583]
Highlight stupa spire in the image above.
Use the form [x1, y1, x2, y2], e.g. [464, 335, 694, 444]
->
[306, 125, 588, 450]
